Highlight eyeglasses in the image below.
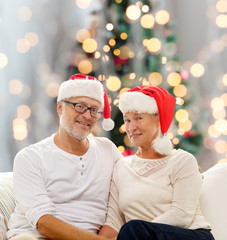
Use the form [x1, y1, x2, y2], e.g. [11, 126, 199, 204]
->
[63, 101, 103, 118]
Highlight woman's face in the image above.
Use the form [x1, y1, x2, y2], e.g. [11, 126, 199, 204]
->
[123, 112, 160, 148]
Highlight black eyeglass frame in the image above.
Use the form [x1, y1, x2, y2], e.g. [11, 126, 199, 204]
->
[62, 100, 103, 118]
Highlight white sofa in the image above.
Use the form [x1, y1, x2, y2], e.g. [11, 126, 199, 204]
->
[200, 163, 227, 240]
[1, 164, 227, 240]
[0, 172, 14, 240]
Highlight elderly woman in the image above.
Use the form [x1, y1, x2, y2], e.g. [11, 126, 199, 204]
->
[99, 85, 215, 240]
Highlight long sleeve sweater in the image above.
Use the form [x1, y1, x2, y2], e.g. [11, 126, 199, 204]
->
[7, 134, 122, 239]
[104, 149, 211, 232]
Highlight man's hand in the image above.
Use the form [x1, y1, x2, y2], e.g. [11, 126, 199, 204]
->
[37, 214, 109, 240]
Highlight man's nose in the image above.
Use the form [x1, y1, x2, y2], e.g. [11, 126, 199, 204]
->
[81, 109, 92, 118]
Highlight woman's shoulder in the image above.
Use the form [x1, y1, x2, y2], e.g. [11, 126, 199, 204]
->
[169, 148, 198, 168]
[115, 155, 133, 165]
[113, 155, 134, 172]
[172, 148, 197, 160]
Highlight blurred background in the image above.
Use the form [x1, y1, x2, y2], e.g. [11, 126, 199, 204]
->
[0, 0, 226, 172]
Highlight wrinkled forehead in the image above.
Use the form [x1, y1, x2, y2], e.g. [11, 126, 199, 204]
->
[123, 111, 159, 120]
[68, 96, 102, 108]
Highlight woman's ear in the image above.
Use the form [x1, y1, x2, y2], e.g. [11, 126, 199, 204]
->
[155, 114, 160, 128]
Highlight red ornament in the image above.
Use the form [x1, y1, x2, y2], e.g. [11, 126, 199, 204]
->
[122, 149, 135, 157]
[180, 70, 189, 81]
[113, 56, 129, 65]
[183, 131, 192, 137]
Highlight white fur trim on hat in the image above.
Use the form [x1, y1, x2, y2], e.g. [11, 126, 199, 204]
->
[119, 92, 158, 114]
[152, 136, 173, 155]
[57, 79, 104, 108]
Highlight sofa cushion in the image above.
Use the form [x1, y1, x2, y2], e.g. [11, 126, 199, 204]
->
[0, 172, 15, 240]
[200, 163, 227, 240]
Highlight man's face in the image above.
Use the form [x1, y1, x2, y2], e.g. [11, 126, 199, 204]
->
[58, 96, 102, 140]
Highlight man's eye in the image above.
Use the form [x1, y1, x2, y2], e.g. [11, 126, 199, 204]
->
[76, 104, 85, 109]
[91, 109, 98, 113]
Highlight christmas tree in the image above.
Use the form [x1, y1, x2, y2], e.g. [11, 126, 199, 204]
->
[67, 0, 203, 156]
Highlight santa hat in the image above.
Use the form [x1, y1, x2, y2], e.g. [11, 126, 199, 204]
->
[119, 85, 176, 155]
[57, 74, 114, 131]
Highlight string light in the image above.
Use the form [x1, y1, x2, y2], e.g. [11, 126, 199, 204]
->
[9, 79, 23, 95]
[0, 53, 8, 69]
[190, 63, 205, 77]
[46, 82, 59, 98]
[148, 72, 162, 85]
[167, 72, 181, 86]
[17, 38, 31, 53]
[208, 125, 221, 138]
[211, 97, 224, 110]
[25, 32, 39, 47]
[13, 118, 28, 140]
[173, 84, 187, 97]
[106, 76, 121, 92]
[118, 145, 125, 153]
[175, 109, 189, 122]
[109, 39, 116, 46]
[120, 32, 128, 40]
[126, 5, 141, 21]
[75, 0, 92, 9]
[147, 38, 162, 54]
[17, 105, 31, 120]
[78, 59, 93, 74]
[222, 74, 227, 86]
[18, 6, 32, 22]
[82, 38, 97, 53]
[216, 0, 227, 13]
[140, 14, 155, 29]
[155, 10, 170, 25]
[216, 14, 227, 28]
[103, 45, 110, 52]
[106, 23, 114, 31]
[76, 29, 90, 43]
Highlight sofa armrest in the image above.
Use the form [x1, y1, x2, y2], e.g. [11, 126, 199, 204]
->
[200, 163, 227, 240]
[0, 172, 15, 240]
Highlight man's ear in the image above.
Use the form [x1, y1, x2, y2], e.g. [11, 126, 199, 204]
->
[57, 101, 63, 116]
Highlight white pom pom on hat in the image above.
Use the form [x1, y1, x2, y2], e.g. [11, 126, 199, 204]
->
[119, 85, 176, 155]
[57, 74, 114, 131]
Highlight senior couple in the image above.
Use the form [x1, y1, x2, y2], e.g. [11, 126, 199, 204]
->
[7, 74, 214, 240]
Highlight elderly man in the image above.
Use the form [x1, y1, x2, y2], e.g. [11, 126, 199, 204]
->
[7, 74, 121, 240]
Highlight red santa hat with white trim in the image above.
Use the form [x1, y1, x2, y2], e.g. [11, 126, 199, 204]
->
[119, 85, 176, 155]
[57, 74, 114, 131]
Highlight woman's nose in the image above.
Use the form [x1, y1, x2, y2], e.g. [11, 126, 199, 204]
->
[128, 122, 137, 132]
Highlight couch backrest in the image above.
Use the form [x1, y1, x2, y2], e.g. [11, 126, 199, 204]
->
[1, 165, 227, 240]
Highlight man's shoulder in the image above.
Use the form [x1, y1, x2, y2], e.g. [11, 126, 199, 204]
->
[89, 136, 114, 146]
[89, 136, 121, 158]
[17, 135, 54, 156]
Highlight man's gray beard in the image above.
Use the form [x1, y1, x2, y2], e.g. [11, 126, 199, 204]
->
[60, 115, 90, 141]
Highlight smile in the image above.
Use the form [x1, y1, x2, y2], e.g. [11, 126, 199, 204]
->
[130, 134, 141, 139]
[76, 121, 90, 127]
